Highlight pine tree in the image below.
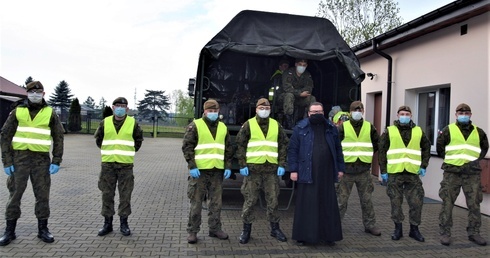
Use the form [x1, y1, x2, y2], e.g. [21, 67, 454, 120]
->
[83, 96, 95, 109]
[137, 90, 171, 120]
[48, 80, 74, 122]
[68, 98, 82, 132]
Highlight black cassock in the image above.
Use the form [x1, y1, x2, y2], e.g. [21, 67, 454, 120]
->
[292, 123, 343, 244]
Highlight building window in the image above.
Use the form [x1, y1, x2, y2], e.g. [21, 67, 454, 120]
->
[417, 87, 450, 153]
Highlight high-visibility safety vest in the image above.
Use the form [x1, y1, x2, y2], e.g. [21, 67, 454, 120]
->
[386, 126, 422, 174]
[194, 118, 226, 169]
[444, 123, 480, 166]
[268, 70, 283, 101]
[101, 116, 136, 164]
[12, 106, 53, 152]
[246, 117, 279, 164]
[342, 121, 373, 163]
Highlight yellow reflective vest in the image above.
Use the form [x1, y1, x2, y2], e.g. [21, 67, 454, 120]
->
[12, 106, 53, 152]
[342, 121, 373, 163]
[101, 116, 136, 163]
[194, 118, 226, 169]
[246, 117, 278, 164]
[444, 123, 480, 166]
[386, 126, 422, 174]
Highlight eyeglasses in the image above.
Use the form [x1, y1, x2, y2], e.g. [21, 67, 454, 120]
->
[28, 89, 43, 93]
[309, 110, 324, 114]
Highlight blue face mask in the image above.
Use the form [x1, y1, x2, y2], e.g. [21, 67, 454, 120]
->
[457, 115, 470, 124]
[206, 112, 219, 121]
[399, 116, 411, 124]
[114, 107, 126, 117]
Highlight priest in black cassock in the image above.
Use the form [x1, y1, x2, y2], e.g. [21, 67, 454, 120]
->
[287, 102, 345, 245]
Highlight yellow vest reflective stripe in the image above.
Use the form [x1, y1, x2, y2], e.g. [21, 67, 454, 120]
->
[101, 116, 135, 163]
[444, 123, 480, 166]
[12, 107, 52, 152]
[246, 118, 279, 164]
[341, 121, 373, 163]
[386, 126, 422, 174]
[269, 70, 282, 101]
[194, 118, 226, 169]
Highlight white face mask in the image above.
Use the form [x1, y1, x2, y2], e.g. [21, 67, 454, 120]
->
[27, 92, 43, 103]
[296, 65, 306, 74]
[351, 111, 363, 121]
[257, 109, 270, 119]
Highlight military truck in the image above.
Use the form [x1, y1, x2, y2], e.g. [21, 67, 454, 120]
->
[188, 10, 365, 182]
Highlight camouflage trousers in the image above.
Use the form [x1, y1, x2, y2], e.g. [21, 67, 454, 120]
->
[241, 170, 280, 224]
[187, 171, 223, 233]
[337, 170, 377, 229]
[386, 172, 424, 225]
[439, 172, 483, 236]
[98, 162, 134, 218]
[280, 92, 316, 116]
[5, 162, 51, 220]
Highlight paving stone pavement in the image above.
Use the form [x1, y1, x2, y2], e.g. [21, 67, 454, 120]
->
[0, 134, 488, 257]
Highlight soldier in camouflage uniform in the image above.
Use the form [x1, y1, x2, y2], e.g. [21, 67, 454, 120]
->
[182, 99, 233, 244]
[280, 58, 316, 129]
[378, 105, 431, 242]
[0, 81, 64, 246]
[337, 101, 381, 236]
[236, 98, 289, 244]
[95, 97, 143, 237]
[436, 103, 488, 246]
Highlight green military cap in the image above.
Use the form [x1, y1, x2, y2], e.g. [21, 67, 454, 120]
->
[26, 81, 44, 92]
[203, 99, 219, 110]
[113, 97, 129, 105]
[397, 105, 412, 113]
[350, 101, 364, 111]
[256, 98, 270, 107]
[456, 103, 471, 112]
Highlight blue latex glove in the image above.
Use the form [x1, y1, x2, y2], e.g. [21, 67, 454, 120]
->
[277, 166, 285, 176]
[224, 169, 231, 179]
[381, 173, 388, 185]
[240, 167, 249, 176]
[189, 168, 200, 178]
[418, 168, 426, 177]
[4, 165, 14, 176]
[49, 164, 60, 175]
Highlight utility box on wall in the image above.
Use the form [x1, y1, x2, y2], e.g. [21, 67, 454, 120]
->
[480, 159, 490, 193]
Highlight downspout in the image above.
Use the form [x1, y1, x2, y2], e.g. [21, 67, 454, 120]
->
[372, 39, 393, 127]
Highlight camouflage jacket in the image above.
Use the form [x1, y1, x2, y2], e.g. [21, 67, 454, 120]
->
[236, 116, 288, 172]
[378, 120, 431, 174]
[182, 116, 233, 171]
[338, 118, 379, 174]
[1, 99, 64, 166]
[436, 121, 489, 174]
[282, 67, 314, 97]
[94, 115, 144, 153]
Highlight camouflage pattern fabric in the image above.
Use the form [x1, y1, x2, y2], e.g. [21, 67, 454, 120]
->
[240, 170, 280, 224]
[186, 171, 224, 233]
[98, 163, 135, 217]
[280, 67, 315, 116]
[386, 172, 425, 225]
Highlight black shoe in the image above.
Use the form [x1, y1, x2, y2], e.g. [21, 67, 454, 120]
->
[0, 220, 17, 246]
[296, 240, 305, 246]
[409, 224, 425, 242]
[37, 219, 54, 243]
[270, 222, 287, 242]
[120, 217, 131, 236]
[239, 223, 252, 244]
[391, 222, 403, 241]
[98, 216, 113, 236]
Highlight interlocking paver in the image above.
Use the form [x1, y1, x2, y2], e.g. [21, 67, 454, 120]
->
[0, 134, 488, 257]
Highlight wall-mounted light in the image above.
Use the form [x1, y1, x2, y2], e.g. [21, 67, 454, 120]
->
[366, 73, 377, 80]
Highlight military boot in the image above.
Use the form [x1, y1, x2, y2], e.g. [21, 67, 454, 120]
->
[0, 219, 17, 246]
[270, 222, 287, 242]
[209, 229, 228, 240]
[409, 224, 425, 242]
[469, 234, 487, 246]
[120, 216, 131, 236]
[37, 219, 54, 243]
[97, 216, 113, 236]
[391, 222, 403, 240]
[239, 223, 252, 244]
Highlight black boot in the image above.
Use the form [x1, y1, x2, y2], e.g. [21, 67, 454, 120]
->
[37, 219, 54, 243]
[270, 222, 287, 242]
[120, 217, 131, 236]
[391, 222, 403, 240]
[239, 223, 252, 244]
[97, 216, 113, 236]
[0, 219, 17, 246]
[409, 224, 425, 242]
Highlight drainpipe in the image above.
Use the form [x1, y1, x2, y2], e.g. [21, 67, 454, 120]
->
[372, 39, 393, 127]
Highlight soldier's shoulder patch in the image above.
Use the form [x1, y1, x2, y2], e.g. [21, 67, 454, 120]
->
[186, 125, 193, 131]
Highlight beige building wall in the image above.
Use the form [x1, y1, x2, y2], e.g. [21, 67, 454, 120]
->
[358, 13, 490, 215]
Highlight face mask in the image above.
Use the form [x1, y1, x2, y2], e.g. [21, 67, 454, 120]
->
[27, 92, 43, 104]
[114, 107, 127, 117]
[257, 109, 270, 119]
[457, 115, 470, 124]
[351, 111, 363, 121]
[399, 115, 411, 124]
[308, 114, 324, 125]
[296, 65, 306, 74]
[206, 112, 219, 121]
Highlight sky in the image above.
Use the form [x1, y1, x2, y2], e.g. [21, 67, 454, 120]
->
[1, 0, 454, 109]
